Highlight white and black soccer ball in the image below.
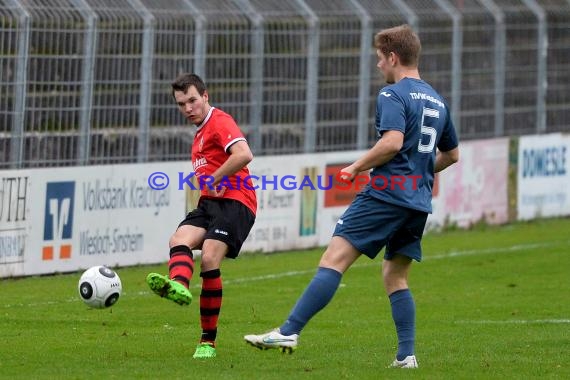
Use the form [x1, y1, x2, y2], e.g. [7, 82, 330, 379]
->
[78, 266, 122, 309]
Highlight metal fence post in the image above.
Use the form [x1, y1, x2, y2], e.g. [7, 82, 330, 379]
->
[434, 0, 463, 136]
[232, 0, 264, 155]
[294, 0, 319, 153]
[390, 0, 418, 31]
[522, 0, 547, 134]
[347, 0, 372, 150]
[70, 0, 97, 166]
[479, 0, 505, 137]
[127, 0, 155, 163]
[7, 0, 30, 169]
[181, 0, 206, 78]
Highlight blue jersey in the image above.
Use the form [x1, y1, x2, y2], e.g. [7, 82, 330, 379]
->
[363, 78, 458, 213]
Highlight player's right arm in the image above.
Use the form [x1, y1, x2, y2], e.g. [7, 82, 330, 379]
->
[341, 130, 404, 180]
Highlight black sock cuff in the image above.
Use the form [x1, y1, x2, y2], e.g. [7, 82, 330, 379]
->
[389, 288, 411, 298]
[169, 245, 193, 258]
[200, 269, 221, 278]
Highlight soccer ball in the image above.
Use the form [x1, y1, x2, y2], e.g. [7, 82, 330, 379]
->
[78, 266, 122, 309]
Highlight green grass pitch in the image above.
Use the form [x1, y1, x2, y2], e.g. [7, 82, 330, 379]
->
[1, 218, 569, 379]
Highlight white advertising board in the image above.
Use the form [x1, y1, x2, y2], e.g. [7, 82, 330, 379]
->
[243, 154, 321, 252]
[3, 134, 566, 278]
[428, 138, 510, 228]
[21, 163, 186, 276]
[517, 134, 570, 220]
[316, 151, 365, 246]
[0, 170, 31, 277]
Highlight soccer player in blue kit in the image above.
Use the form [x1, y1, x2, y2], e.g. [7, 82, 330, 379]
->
[244, 24, 460, 368]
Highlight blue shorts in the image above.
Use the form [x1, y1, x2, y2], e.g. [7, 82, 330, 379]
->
[333, 192, 428, 262]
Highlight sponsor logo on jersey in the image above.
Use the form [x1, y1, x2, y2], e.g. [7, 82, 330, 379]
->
[193, 157, 207, 170]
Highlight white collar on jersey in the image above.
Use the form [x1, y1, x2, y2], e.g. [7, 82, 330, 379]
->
[196, 107, 215, 130]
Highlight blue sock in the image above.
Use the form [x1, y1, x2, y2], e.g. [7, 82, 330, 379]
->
[389, 289, 416, 360]
[279, 267, 342, 336]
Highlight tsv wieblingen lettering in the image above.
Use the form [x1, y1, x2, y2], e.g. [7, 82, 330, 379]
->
[83, 179, 170, 215]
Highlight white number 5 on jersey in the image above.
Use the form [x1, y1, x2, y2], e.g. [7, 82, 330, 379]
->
[418, 107, 438, 153]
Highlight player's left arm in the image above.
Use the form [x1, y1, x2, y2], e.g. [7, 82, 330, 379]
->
[435, 147, 459, 173]
[434, 110, 459, 173]
[210, 140, 253, 187]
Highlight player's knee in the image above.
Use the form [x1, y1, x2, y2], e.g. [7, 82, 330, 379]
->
[200, 251, 223, 270]
[318, 237, 359, 272]
[200, 240, 228, 268]
[382, 273, 408, 294]
[169, 233, 198, 250]
[168, 234, 182, 248]
[318, 253, 350, 273]
[169, 233, 187, 248]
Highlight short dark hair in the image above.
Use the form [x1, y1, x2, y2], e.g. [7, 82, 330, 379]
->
[171, 73, 207, 98]
[374, 24, 421, 67]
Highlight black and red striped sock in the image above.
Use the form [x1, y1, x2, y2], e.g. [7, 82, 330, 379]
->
[199, 269, 222, 343]
[168, 245, 194, 288]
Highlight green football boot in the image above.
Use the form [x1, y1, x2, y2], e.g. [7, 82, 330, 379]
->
[146, 273, 192, 306]
[193, 342, 217, 359]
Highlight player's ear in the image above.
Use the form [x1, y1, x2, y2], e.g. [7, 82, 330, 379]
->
[203, 90, 209, 103]
[389, 52, 398, 66]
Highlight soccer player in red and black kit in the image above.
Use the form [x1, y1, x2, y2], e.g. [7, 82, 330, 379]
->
[147, 73, 257, 359]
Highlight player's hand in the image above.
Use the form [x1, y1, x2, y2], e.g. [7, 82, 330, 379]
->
[207, 185, 226, 197]
[338, 165, 359, 182]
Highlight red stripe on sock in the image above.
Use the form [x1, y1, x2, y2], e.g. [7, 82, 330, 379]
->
[168, 252, 194, 288]
[200, 274, 222, 333]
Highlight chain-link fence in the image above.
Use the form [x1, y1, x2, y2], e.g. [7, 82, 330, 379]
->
[1, 0, 569, 168]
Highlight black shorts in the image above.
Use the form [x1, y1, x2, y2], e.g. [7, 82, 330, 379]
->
[179, 198, 255, 259]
